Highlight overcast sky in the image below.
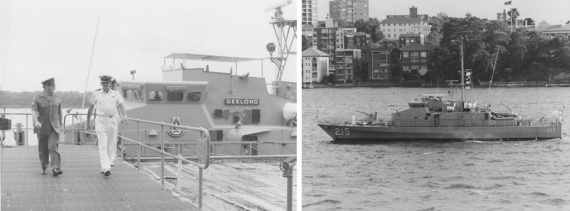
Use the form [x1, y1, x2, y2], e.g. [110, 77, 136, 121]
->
[317, 0, 570, 25]
[0, 0, 297, 92]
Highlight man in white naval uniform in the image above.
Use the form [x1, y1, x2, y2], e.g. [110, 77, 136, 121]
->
[87, 75, 128, 176]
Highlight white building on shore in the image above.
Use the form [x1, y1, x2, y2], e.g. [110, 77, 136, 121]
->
[302, 47, 330, 84]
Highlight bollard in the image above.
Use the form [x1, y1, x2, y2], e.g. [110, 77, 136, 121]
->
[280, 157, 296, 211]
[16, 123, 24, 145]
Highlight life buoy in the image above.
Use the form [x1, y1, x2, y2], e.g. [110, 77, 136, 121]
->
[490, 120, 495, 126]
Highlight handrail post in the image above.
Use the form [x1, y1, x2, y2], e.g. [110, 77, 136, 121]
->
[199, 167, 203, 208]
[287, 175, 292, 211]
[161, 124, 165, 187]
[71, 114, 75, 144]
[177, 154, 182, 193]
[137, 121, 141, 169]
[25, 114, 29, 146]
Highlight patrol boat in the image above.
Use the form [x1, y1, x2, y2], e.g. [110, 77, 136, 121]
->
[318, 44, 563, 141]
[318, 93, 563, 141]
[67, 54, 297, 156]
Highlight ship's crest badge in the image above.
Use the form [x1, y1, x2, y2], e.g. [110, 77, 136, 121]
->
[168, 117, 184, 137]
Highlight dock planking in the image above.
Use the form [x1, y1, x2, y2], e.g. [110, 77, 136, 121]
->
[1, 145, 198, 211]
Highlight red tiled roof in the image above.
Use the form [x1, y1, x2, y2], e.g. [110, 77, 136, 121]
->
[546, 24, 570, 32]
[400, 43, 431, 51]
[302, 47, 330, 57]
[302, 24, 315, 31]
[380, 16, 423, 24]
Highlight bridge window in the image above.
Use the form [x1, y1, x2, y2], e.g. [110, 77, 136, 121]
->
[187, 92, 201, 101]
[252, 109, 261, 123]
[123, 89, 143, 101]
[167, 91, 184, 101]
[132, 90, 143, 101]
[242, 135, 258, 141]
[209, 130, 223, 141]
[149, 91, 163, 101]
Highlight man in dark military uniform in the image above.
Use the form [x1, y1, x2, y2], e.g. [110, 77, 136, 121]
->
[31, 78, 63, 176]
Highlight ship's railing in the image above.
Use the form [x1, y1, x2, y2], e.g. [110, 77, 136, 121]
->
[61, 113, 210, 208]
[63, 114, 296, 210]
[319, 117, 561, 128]
[0, 113, 32, 146]
[119, 140, 297, 158]
[77, 117, 211, 208]
[63, 114, 296, 155]
[479, 81, 547, 86]
[317, 117, 388, 126]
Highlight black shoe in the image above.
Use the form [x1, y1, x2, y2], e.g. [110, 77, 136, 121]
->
[104, 170, 111, 177]
[52, 168, 63, 177]
[41, 167, 47, 175]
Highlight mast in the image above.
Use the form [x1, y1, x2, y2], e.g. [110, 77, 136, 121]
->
[488, 48, 500, 92]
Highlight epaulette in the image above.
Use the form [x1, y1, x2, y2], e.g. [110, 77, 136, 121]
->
[95, 88, 102, 91]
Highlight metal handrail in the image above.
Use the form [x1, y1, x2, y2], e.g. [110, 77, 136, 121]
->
[319, 117, 561, 127]
[1, 113, 32, 146]
[78, 116, 209, 208]
[64, 114, 297, 208]
[63, 113, 88, 131]
[25, 113, 297, 209]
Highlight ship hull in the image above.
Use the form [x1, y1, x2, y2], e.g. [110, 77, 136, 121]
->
[317, 123, 563, 141]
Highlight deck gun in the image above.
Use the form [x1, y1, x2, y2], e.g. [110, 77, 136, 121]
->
[355, 110, 377, 121]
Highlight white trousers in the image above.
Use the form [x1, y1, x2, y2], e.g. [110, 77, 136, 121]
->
[95, 116, 118, 171]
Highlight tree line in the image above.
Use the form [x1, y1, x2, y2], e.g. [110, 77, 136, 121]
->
[0, 91, 92, 108]
[424, 14, 570, 85]
[303, 15, 570, 84]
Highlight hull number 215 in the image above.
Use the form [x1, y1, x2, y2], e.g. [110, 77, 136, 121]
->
[335, 128, 350, 136]
[547, 128, 556, 133]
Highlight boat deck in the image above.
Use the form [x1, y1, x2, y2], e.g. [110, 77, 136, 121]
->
[1, 145, 198, 211]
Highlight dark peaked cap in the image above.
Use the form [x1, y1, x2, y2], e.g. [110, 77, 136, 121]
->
[99, 75, 113, 82]
[41, 78, 55, 86]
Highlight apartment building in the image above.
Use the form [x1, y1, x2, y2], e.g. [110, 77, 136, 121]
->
[379, 6, 431, 40]
[329, 0, 369, 25]
[302, 47, 330, 83]
[302, 0, 318, 27]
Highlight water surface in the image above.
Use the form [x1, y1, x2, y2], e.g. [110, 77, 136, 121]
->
[303, 87, 570, 211]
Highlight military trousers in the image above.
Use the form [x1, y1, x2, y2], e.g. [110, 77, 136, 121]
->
[95, 115, 118, 171]
[37, 131, 61, 169]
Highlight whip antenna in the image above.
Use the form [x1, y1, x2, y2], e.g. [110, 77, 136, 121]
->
[81, 14, 101, 110]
